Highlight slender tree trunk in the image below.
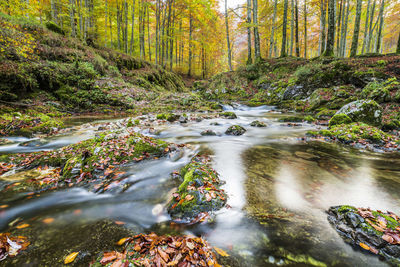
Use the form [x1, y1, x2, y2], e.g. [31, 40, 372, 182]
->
[397, 31, 400, 54]
[336, 0, 343, 54]
[361, 0, 371, 54]
[225, 0, 233, 71]
[117, 1, 121, 50]
[246, 0, 252, 64]
[147, 5, 152, 62]
[124, 0, 128, 53]
[109, 3, 113, 48]
[294, 0, 299, 57]
[341, 0, 350, 57]
[350, 0, 362, 57]
[155, 0, 159, 63]
[290, 0, 294, 56]
[319, 0, 327, 55]
[367, 0, 377, 53]
[70, 0, 76, 37]
[269, 0, 278, 58]
[375, 0, 385, 53]
[130, 0, 135, 54]
[188, 12, 193, 76]
[323, 0, 335, 56]
[253, 0, 261, 60]
[169, 3, 174, 70]
[281, 0, 289, 57]
[304, 0, 307, 58]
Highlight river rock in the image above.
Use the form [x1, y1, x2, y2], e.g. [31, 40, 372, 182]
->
[201, 130, 217, 136]
[327, 205, 400, 265]
[18, 139, 49, 147]
[179, 116, 188, 123]
[335, 100, 382, 127]
[220, 112, 237, 119]
[225, 125, 246, 136]
[250, 120, 267, 127]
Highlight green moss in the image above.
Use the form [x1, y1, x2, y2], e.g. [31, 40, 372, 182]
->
[278, 116, 304, 122]
[329, 114, 352, 127]
[315, 109, 337, 119]
[220, 111, 237, 119]
[337, 205, 357, 213]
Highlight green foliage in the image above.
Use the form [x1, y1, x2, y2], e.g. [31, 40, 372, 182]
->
[45, 21, 65, 35]
[329, 114, 352, 127]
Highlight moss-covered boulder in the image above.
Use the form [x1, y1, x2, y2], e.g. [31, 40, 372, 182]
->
[0, 131, 176, 193]
[335, 100, 382, 127]
[168, 156, 227, 222]
[309, 122, 390, 144]
[329, 114, 352, 127]
[201, 129, 217, 136]
[361, 81, 391, 103]
[250, 120, 267, 127]
[220, 111, 237, 119]
[225, 125, 246, 136]
[327, 205, 400, 265]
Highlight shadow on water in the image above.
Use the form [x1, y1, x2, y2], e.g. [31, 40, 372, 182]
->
[1, 105, 400, 266]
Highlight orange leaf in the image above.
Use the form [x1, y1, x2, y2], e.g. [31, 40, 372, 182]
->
[214, 247, 229, 257]
[185, 194, 194, 201]
[16, 223, 29, 229]
[42, 218, 54, 224]
[64, 252, 79, 264]
[116, 237, 129, 246]
[114, 221, 125, 225]
[359, 242, 370, 251]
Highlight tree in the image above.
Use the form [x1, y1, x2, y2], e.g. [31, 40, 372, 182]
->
[350, 0, 362, 57]
[269, 0, 278, 58]
[246, 0, 252, 64]
[252, 0, 261, 60]
[319, 0, 327, 55]
[304, 0, 307, 58]
[397, 31, 400, 54]
[361, 0, 371, 54]
[366, 0, 377, 53]
[322, 0, 335, 56]
[294, 0, 299, 57]
[224, 0, 232, 71]
[375, 0, 385, 53]
[281, 0, 289, 57]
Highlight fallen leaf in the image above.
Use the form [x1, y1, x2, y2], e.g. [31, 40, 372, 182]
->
[64, 252, 79, 264]
[114, 221, 125, 225]
[185, 195, 194, 201]
[359, 242, 370, 251]
[42, 218, 54, 224]
[214, 247, 229, 257]
[116, 237, 130, 246]
[16, 223, 29, 229]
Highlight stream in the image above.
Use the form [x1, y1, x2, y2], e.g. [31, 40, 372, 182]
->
[1, 104, 400, 266]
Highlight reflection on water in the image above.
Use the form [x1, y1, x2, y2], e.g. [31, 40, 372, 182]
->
[1, 105, 400, 266]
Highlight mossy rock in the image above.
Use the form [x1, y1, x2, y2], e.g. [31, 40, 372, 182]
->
[250, 120, 267, 127]
[220, 111, 237, 119]
[327, 205, 400, 265]
[361, 81, 391, 103]
[225, 125, 246, 136]
[329, 114, 352, 127]
[167, 156, 227, 222]
[278, 116, 304, 123]
[335, 100, 382, 127]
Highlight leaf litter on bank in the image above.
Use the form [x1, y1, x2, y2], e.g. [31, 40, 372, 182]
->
[91, 233, 222, 267]
[0, 233, 30, 261]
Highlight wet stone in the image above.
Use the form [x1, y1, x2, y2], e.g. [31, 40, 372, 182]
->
[201, 129, 217, 136]
[225, 125, 246, 136]
[250, 120, 267, 127]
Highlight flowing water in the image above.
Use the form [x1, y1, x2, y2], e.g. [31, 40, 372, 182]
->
[1, 105, 400, 266]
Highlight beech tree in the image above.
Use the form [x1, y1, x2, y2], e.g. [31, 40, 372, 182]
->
[350, 0, 362, 57]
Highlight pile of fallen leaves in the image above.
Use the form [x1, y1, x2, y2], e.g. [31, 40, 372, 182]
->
[0, 233, 30, 261]
[0, 162, 14, 176]
[168, 155, 227, 222]
[357, 207, 400, 248]
[91, 233, 222, 267]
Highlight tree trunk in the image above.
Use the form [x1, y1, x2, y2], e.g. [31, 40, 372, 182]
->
[341, 0, 350, 57]
[304, 0, 307, 58]
[70, 0, 76, 37]
[323, 0, 335, 56]
[269, 0, 278, 58]
[397, 31, 400, 54]
[290, 0, 294, 56]
[336, 0, 343, 55]
[148, 5, 152, 62]
[246, 0, 252, 64]
[124, 0, 128, 53]
[281, 0, 289, 57]
[294, 0, 299, 57]
[225, 0, 233, 71]
[319, 0, 327, 55]
[252, 0, 261, 60]
[130, 0, 135, 54]
[350, 0, 362, 57]
[361, 0, 371, 54]
[117, 1, 121, 50]
[367, 0, 377, 53]
[375, 0, 385, 53]
[188, 12, 193, 76]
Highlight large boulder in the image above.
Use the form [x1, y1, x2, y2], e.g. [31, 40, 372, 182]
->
[327, 205, 400, 265]
[335, 100, 382, 127]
